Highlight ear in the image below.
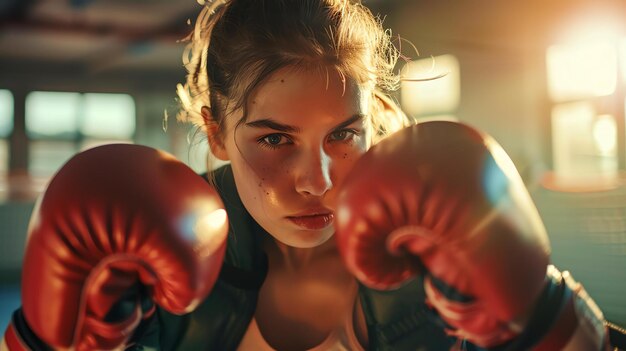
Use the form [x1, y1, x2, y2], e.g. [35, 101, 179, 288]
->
[201, 106, 229, 161]
[374, 90, 409, 128]
[374, 90, 405, 121]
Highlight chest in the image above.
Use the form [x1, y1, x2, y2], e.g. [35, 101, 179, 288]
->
[253, 255, 362, 349]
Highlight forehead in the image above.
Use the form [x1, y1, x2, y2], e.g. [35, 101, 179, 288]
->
[246, 66, 370, 124]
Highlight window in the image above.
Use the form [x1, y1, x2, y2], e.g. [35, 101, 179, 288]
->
[0, 90, 13, 174]
[547, 41, 617, 101]
[26, 92, 81, 139]
[551, 102, 617, 188]
[0, 89, 13, 201]
[81, 93, 135, 149]
[400, 54, 460, 121]
[546, 36, 625, 190]
[25, 91, 135, 179]
[26, 92, 80, 178]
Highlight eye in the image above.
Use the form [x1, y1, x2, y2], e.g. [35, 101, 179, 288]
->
[328, 129, 358, 142]
[257, 133, 292, 149]
[264, 134, 283, 145]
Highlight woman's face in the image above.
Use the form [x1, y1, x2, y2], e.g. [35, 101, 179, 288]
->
[218, 67, 371, 248]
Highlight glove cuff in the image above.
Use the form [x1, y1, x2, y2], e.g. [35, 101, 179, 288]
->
[495, 266, 609, 351]
[534, 269, 609, 351]
[3, 309, 51, 351]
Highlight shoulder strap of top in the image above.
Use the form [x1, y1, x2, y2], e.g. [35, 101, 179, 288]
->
[209, 165, 268, 290]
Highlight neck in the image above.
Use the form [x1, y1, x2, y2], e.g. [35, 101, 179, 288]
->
[264, 235, 337, 273]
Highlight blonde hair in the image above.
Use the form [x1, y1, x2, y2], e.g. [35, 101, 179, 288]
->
[176, 0, 409, 148]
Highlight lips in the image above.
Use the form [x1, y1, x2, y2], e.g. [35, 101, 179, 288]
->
[286, 210, 334, 230]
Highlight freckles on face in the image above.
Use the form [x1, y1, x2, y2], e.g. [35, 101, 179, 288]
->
[249, 165, 288, 207]
[222, 67, 371, 248]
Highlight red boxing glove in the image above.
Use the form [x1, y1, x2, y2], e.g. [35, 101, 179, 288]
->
[335, 121, 551, 347]
[3, 144, 228, 351]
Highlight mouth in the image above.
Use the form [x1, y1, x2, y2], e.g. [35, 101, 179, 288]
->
[286, 212, 334, 230]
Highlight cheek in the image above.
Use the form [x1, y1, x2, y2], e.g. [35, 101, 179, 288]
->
[331, 144, 368, 185]
[241, 149, 293, 188]
[227, 141, 296, 209]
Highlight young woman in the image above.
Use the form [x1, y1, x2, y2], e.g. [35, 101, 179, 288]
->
[155, 0, 454, 349]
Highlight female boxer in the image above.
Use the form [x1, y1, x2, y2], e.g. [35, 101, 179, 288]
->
[167, 0, 426, 349]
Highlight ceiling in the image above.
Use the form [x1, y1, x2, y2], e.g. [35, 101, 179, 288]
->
[0, 0, 211, 91]
[0, 0, 391, 91]
[1, 0, 625, 93]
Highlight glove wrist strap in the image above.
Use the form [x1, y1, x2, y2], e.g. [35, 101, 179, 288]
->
[3, 309, 51, 351]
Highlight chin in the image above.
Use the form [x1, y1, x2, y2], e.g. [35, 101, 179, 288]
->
[280, 229, 334, 248]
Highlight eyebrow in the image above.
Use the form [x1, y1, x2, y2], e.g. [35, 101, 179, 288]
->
[245, 114, 365, 133]
[333, 114, 365, 131]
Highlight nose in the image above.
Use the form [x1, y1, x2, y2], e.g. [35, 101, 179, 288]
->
[295, 147, 332, 197]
